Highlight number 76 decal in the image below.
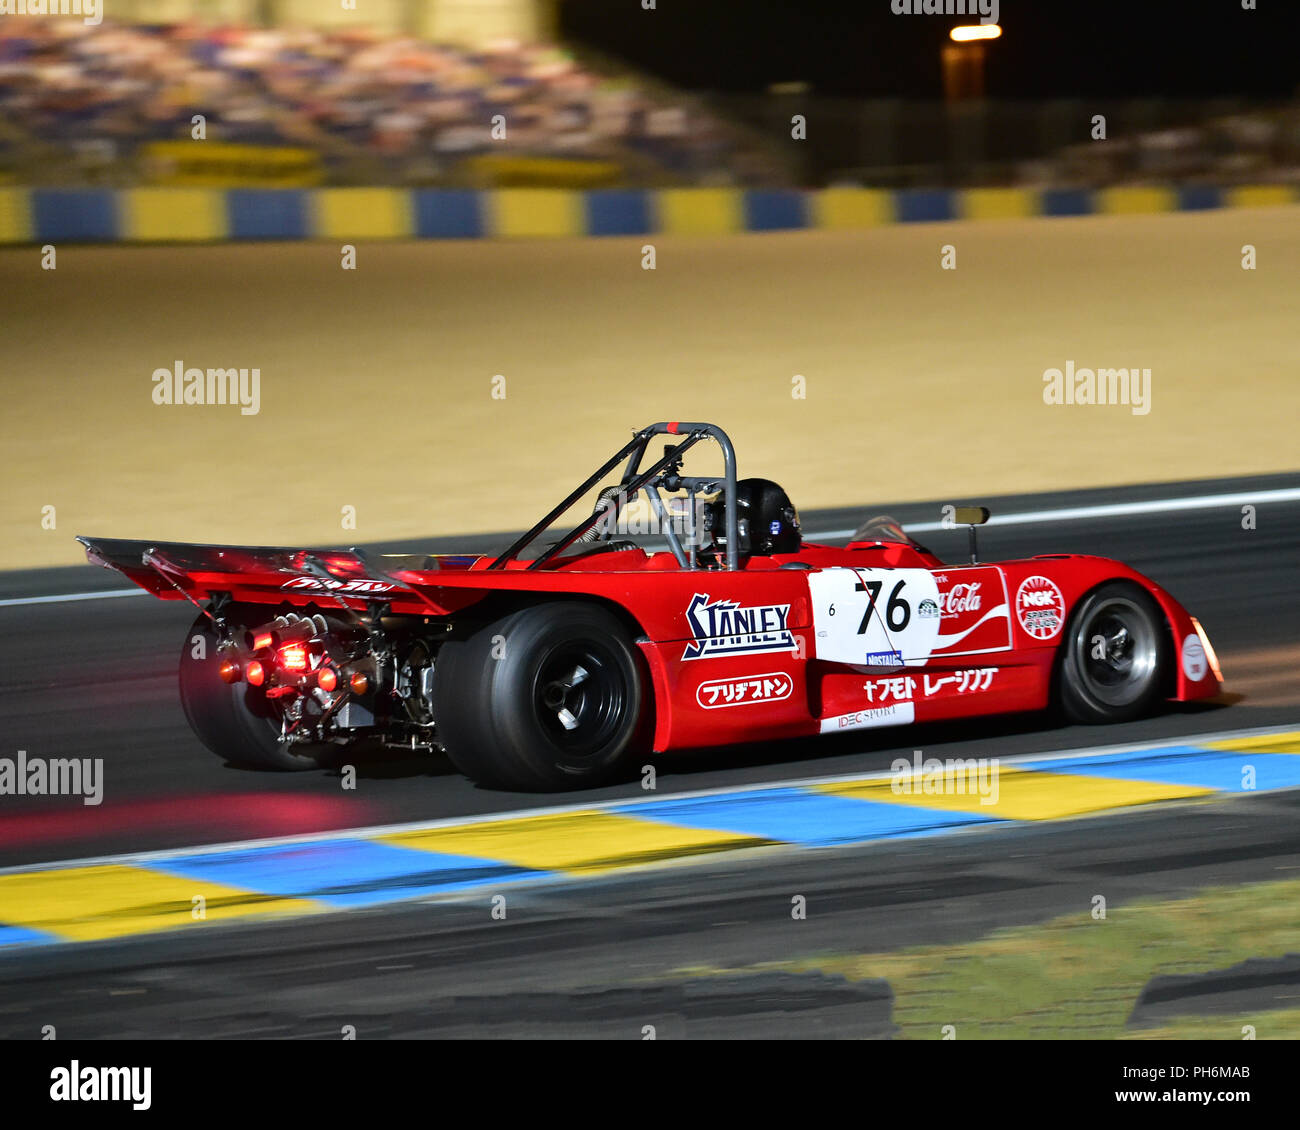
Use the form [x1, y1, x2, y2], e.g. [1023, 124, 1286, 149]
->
[852, 577, 911, 634]
[810, 568, 942, 667]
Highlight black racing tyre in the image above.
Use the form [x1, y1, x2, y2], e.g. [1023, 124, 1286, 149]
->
[433, 601, 649, 791]
[1058, 581, 1171, 724]
[179, 610, 328, 771]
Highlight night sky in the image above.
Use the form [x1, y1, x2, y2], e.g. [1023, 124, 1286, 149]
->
[559, 0, 1300, 100]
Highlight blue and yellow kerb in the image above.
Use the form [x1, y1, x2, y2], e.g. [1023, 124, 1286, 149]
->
[0, 184, 1295, 244]
[1, 729, 1298, 949]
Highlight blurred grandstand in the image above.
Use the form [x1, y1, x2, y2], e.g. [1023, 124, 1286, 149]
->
[0, 17, 786, 188]
[729, 92, 1300, 190]
[1, 11, 1297, 192]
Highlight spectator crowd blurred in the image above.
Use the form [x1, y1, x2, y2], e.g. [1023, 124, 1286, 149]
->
[2, 17, 1295, 192]
[0, 18, 769, 187]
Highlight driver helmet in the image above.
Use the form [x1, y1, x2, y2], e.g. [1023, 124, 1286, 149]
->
[707, 478, 801, 556]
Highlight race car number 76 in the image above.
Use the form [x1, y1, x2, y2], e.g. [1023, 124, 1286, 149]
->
[809, 568, 942, 666]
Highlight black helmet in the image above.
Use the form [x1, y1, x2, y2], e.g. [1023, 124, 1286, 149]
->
[708, 478, 801, 557]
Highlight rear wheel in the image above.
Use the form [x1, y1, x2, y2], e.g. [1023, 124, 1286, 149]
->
[179, 610, 329, 771]
[433, 601, 649, 791]
[1059, 581, 1170, 724]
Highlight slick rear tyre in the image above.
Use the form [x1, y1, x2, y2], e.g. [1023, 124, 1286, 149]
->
[1058, 581, 1170, 724]
[179, 611, 327, 771]
[434, 601, 649, 791]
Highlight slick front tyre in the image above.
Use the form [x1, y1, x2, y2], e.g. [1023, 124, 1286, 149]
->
[434, 601, 649, 791]
[179, 611, 326, 771]
[1059, 582, 1170, 724]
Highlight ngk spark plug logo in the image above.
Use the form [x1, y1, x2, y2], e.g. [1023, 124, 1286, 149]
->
[281, 576, 397, 594]
[1015, 576, 1065, 640]
[682, 594, 796, 660]
[696, 673, 793, 709]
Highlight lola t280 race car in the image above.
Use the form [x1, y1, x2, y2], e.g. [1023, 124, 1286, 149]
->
[79, 422, 1222, 791]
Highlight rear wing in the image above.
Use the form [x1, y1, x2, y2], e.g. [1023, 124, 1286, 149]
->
[75, 536, 453, 611]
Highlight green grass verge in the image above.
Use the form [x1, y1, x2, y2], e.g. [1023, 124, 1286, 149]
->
[680, 877, 1300, 1039]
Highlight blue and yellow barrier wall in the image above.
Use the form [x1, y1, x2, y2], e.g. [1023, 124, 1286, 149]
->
[0, 184, 1296, 243]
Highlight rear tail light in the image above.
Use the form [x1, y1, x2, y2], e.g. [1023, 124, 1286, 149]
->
[218, 658, 242, 684]
[279, 645, 309, 673]
[246, 660, 266, 687]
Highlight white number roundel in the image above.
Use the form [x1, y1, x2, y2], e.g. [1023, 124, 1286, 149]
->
[808, 568, 941, 666]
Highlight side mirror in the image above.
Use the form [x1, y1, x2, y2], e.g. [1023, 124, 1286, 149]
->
[955, 507, 991, 563]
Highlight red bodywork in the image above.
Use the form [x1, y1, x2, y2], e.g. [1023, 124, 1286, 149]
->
[78, 531, 1222, 755]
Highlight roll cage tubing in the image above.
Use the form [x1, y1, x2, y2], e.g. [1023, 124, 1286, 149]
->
[488, 422, 741, 572]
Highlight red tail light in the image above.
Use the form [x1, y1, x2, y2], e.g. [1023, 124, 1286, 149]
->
[246, 660, 266, 687]
[279, 645, 309, 673]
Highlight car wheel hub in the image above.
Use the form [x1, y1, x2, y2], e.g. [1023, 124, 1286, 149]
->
[533, 646, 624, 757]
[1077, 599, 1158, 706]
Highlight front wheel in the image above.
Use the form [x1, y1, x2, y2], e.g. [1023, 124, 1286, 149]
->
[433, 601, 650, 791]
[1058, 581, 1170, 724]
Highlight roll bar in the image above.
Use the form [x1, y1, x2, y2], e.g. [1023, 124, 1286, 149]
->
[488, 422, 741, 571]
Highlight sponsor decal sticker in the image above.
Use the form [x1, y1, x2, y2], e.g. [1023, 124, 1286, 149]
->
[1182, 633, 1208, 681]
[682, 594, 796, 660]
[923, 668, 995, 695]
[864, 650, 905, 667]
[940, 582, 983, 614]
[918, 598, 940, 619]
[696, 673, 793, 709]
[929, 568, 1013, 656]
[861, 668, 998, 703]
[1015, 575, 1065, 640]
[819, 701, 915, 733]
[281, 577, 397, 594]
[863, 675, 915, 703]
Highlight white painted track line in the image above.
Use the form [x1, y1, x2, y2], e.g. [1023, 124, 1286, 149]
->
[0, 588, 144, 608]
[805, 486, 1300, 541]
[3, 485, 1298, 609]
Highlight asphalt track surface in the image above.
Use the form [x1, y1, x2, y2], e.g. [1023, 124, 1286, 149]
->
[0, 474, 1296, 1037]
[2, 788, 1298, 1039]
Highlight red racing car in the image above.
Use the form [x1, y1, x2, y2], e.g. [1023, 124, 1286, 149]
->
[79, 422, 1223, 791]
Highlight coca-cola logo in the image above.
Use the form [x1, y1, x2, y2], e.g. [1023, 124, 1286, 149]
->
[940, 582, 982, 614]
[1015, 576, 1065, 640]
